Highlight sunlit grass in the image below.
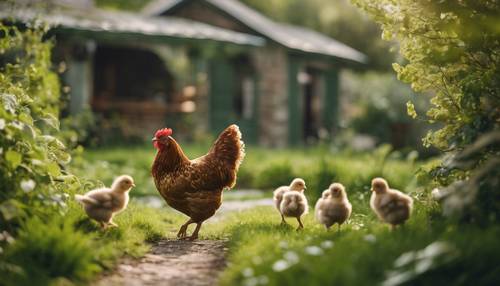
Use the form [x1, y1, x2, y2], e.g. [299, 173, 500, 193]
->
[2, 201, 187, 285]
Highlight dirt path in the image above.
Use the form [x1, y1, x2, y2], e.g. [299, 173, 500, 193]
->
[97, 240, 227, 286]
[97, 195, 272, 286]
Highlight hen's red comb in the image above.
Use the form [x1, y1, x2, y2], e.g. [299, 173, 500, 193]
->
[155, 128, 173, 138]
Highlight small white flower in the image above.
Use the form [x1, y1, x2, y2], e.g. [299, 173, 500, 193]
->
[0, 119, 5, 130]
[304, 246, 324, 256]
[431, 188, 441, 200]
[0, 147, 3, 155]
[10, 120, 23, 130]
[20, 179, 36, 192]
[257, 275, 269, 285]
[272, 259, 290, 272]
[283, 251, 299, 264]
[278, 241, 288, 249]
[320, 240, 334, 249]
[364, 234, 377, 243]
[242, 267, 254, 277]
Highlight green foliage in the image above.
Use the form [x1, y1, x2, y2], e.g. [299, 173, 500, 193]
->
[217, 206, 500, 286]
[352, 0, 500, 222]
[1, 202, 184, 285]
[342, 71, 431, 150]
[352, 0, 500, 163]
[0, 23, 79, 229]
[255, 161, 296, 190]
[4, 216, 100, 285]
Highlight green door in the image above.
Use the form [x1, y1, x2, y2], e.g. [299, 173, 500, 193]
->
[209, 57, 258, 143]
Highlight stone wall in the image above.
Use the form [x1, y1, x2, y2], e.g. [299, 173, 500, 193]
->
[252, 46, 289, 147]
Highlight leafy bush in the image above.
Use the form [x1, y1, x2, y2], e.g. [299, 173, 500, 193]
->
[3, 216, 100, 285]
[341, 71, 432, 152]
[352, 0, 500, 222]
[255, 161, 297, 190]
[0, 23, 80, 230]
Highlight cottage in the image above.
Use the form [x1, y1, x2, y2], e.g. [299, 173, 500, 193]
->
[2, 0, 364, 146]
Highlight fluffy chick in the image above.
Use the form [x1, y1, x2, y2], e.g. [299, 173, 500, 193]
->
[315, 183, 352, 231]
[370, 177, 413, 229]
[273, 178, 307, 224]
[280, 189, 308, 230]
[75, 175, 135, 228]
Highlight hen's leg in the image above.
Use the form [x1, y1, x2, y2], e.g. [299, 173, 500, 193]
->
[296, 217, 304, 231]
[177, 218, 194, 239]
[184, 222, 202, 241]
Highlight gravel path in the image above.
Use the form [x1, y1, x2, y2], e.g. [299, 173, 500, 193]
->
[97, 240, 227, 286]
[97, 194, 272, 286]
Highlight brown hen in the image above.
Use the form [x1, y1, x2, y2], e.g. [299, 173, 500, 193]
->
[151, 125, 245, 240]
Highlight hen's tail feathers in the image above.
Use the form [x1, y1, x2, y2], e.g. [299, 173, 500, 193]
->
[75, 194, 99, 206]
[210, 124, 246, 189]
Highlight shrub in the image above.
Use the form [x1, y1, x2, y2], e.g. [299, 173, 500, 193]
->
[3, 216, 100, 285]
[0, 23, 80, 230]
[255, 161, 297, 190]
[352, 0, 500, 221]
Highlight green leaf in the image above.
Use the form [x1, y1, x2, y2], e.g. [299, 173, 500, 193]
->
[5, 149, 22, 169]
[406, 101, 417, 119]
[40, 113, 60, 130]
[46, 161, 61, 177]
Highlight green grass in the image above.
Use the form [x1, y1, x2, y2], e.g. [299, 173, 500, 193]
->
[2, 201, 188, 285]
[77, 143, 422, 200]
[207, 204, 500, 286]
[9, 143, 478, 286]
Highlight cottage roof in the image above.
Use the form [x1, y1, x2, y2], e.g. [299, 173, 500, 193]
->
[0, 4, 265, 46]
[142, 0, 366, 63]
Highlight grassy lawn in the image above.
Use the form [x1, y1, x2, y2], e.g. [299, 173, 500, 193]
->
[5, 144, 498, 285]
[73, 143, 498, 285]
[76, 143, 423, 200]
[210, 205, 500, 286]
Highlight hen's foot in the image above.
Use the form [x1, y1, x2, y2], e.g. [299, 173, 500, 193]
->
[177, 219, 194, 238]
[177, 227, 188, 239]
[179, 234, 198, 241]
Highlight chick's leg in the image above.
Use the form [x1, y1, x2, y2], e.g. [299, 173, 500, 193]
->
[177, 218, 194, 239]
[296, 217, 304, 231]
[280, 214, 287, 225]
[109, 219, 118, 228]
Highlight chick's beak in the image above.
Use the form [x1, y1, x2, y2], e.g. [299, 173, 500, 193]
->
[132, 183, 136, 187]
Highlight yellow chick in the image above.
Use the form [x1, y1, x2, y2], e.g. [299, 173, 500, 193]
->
[315, 183, 352, 231]
[75, 175, 135, 228]
[273, 178, 307, 224]
[279, 185, 308, 230]
[370, 177, 413, 230]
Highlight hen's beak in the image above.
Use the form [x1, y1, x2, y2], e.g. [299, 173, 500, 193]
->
[152, 137, 158, 142]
